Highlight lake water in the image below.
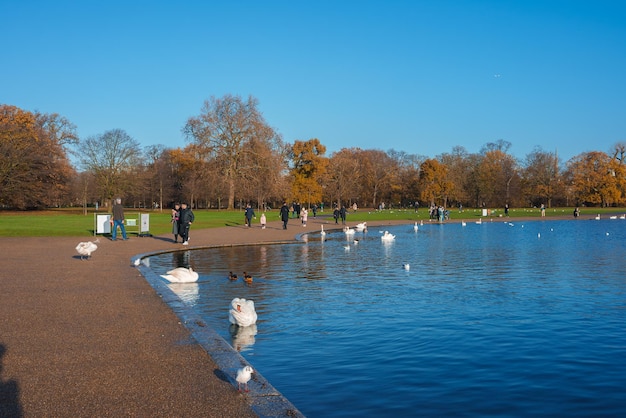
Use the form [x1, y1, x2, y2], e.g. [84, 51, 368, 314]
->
[147, 219, 626, 417]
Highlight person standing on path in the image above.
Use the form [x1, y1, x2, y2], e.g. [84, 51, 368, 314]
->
[178, 202, 194, 245]
[111, 197, 128, 241]
[280, 202, 290, 230]
[339, 205, 347, 225]
[244, 204, 255, 227]
[171, 203, 180, 242]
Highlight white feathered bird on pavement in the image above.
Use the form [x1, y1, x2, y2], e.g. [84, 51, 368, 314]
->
[75, 239, 99, 260]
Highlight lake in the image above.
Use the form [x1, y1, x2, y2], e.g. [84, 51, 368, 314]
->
[146, 218, 626, 417]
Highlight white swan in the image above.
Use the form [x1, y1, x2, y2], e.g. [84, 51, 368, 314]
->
[461, 220, 467, 227]
[413, 222, 418, 232]
[620, 214, 626, 220]
[236, 365, 254, 392]
[595, 214, 601, 220]
[380, 231, 395, 241]
[344, 226, 355, 235]
[320, 225, 326, 237]
[403, 263, 410, 270]
[355, 222, 367, 231]
[160, 267, 199, 283]
[229, 298, 258, 327]
[75, 239, 99, 260]
[476, 218, 483, 224]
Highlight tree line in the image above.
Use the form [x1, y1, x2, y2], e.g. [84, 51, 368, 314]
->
[1, 97, 625, 211]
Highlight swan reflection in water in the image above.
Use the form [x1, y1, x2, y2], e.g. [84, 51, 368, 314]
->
[229, 323, 258, 352]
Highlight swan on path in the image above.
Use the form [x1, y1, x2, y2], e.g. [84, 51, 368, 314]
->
[160, 267, 199, 283]
[75, 239, 99, 260]
[381, 231, 395, 241]
[236, 365, 254, 392]
[229, 298, 258, 327]
[356, 222, 367, 231]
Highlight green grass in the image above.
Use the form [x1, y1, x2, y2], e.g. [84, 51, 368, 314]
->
[0, 207, 624, 237]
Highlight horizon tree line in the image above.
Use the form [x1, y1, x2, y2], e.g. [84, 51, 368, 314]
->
[1, 99, 625, 211]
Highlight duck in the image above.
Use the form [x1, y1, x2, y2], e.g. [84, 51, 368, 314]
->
[236, 365, 254, 392]
[160, 267, 199, 283]
[243, 272, 253, 284]
[380, 231, 395, 241]
[228, 271, 238, 281]
[355, 222, 367, 231]
[229, 298, 258, 327]
[75, 238, 99, 260]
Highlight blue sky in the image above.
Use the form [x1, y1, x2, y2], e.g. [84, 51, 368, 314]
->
[2, 0, 625, 163]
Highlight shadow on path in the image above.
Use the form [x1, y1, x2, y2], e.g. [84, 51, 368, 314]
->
[0, 344, 22, 418]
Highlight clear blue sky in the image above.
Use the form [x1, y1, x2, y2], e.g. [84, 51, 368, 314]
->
[2, 0, 625, 163]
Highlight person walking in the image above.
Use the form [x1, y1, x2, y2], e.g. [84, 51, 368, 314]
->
[244, 204, 255, 227]
[300, 207, 308, 227]
[171, 203, 180, 243]
[111, 198, 128, 241]
[280, 202, 290, 230]
[260, 213, 266, 229]
[339, 205, 347, 225]
[178, 202, 194, 245]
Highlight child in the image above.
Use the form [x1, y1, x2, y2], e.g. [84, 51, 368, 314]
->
[260, 213, 266, 229]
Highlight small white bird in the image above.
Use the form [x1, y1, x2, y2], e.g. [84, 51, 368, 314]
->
[320, 225, 326, 237]
[355, 222, 367, 231]
[75, 239, 99, 260]
[595, 214, 601, 220]
[381, 231, 395, 241]
[461, 220, 467, 227]
[236, 365, 254, 392]
[229, 298, 258, 327]
[403, 263, 410, 270]
[160, 267, 199, 283]
[476, 218, 483, 224]
[413, 222, 419, 232]
[344, 226, 355, 235]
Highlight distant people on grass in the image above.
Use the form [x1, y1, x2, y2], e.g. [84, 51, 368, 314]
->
[541, 203, 546, 217]
[171, 203, 180, 243]
[178, 202, 194, 245]
[111, 197, 128, 241]
[244, 204, 255, 227]
[280, 202, 290, 230]
[574, 207, 580, 218]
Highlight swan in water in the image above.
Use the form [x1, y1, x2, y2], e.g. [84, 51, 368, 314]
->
[403, 263, 410, 270]
[413, 222, 418, 232]
[380, 231, 395, 241]
[461, 220, 467, 227]
[595, 214, 601, 220]
[160, 267, 199, 283]
[476, 218, 483, 224]
[75, 238, 99, 260]
[320, 225, 326, 237]
[229, 298, 258, 327]
[355, 222, 367, 231]
[344, 226, 355, 235]
[236, 365, 254, 392]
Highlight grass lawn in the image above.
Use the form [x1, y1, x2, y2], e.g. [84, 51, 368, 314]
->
[0, 206, 624, 237]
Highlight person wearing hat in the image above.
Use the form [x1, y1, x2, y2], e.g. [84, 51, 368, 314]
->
[178, 202, 195, 245]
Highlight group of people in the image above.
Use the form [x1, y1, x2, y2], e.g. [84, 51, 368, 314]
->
[170, 202, 195, 245]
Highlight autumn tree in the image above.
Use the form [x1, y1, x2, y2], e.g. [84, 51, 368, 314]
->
[289, 138, 328, 208]
[76, 129, 142, 206]
[521, 147, 560, 207]
[566, 151, 623, 206]
[474, 148, 520, 207]
[325, 148, 362, 207]
[183, 94, 281, 209]
[357, 149, 397, 208]
[418, 158, 453, 207]
[438, 146, 473, 208]
[0, 105, 76, 209]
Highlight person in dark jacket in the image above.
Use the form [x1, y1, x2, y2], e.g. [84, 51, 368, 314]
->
[244, 204, 255, 227]
[280, 202, 290, 230]
[178, 202, 194, 245]
[111, 197, 128, 241]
